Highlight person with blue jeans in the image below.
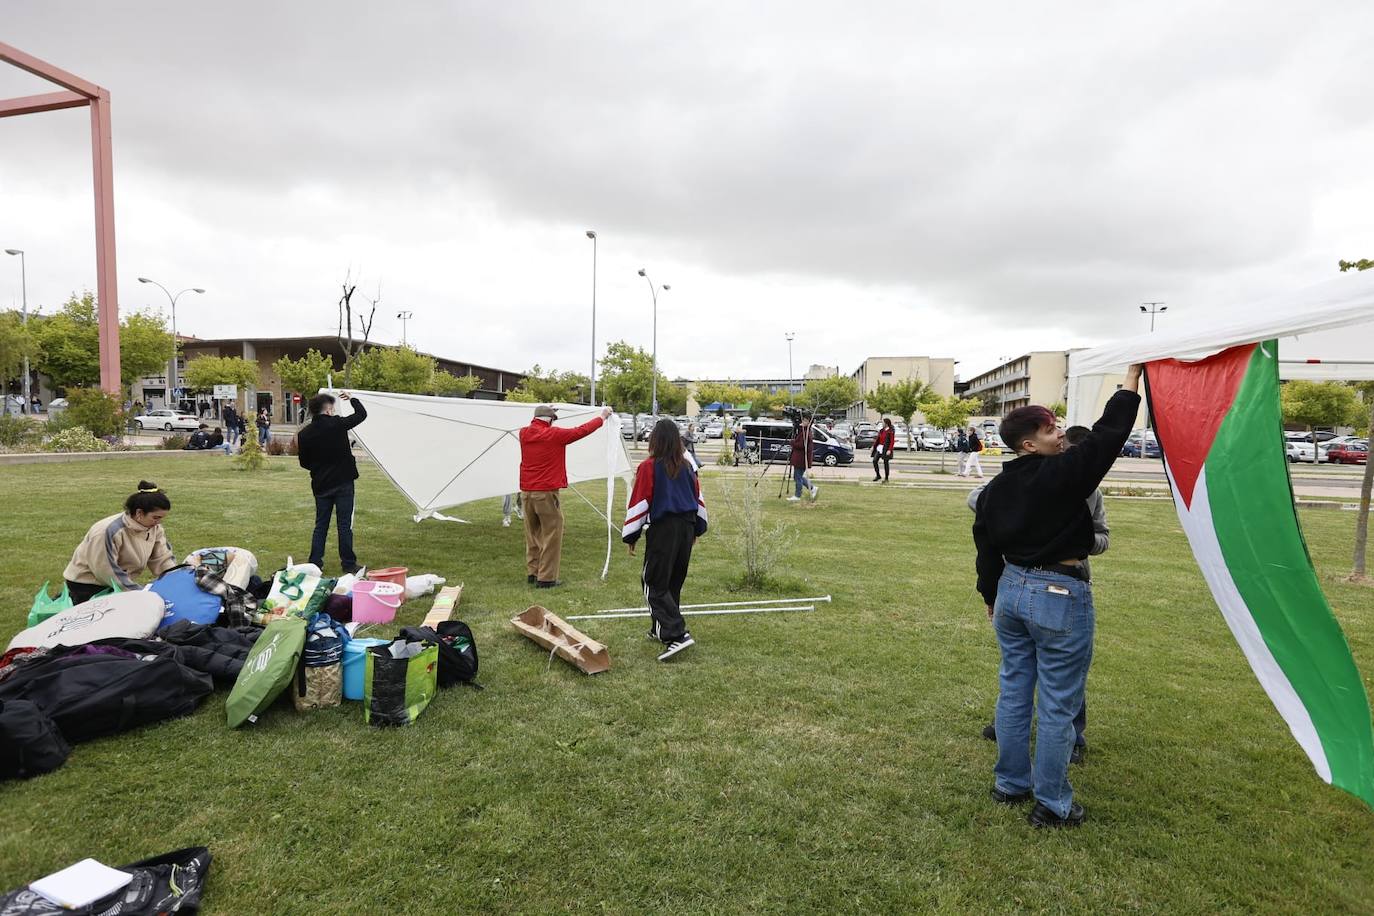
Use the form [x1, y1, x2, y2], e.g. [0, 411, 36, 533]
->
[787, 415, 818, 502]
[972, 363, 1141, 827]
[297, 392, 368, 573]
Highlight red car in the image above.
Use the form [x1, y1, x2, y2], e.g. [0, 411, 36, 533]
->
[1327, 443, 1368, 465]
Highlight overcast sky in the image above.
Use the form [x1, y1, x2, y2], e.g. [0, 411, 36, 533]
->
[3, 1, 1373, 384]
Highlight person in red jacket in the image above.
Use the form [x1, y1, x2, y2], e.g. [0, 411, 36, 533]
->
[872, 417, 896, 482]
[788, 415, 818, 502]
[519, 404, 612, 587]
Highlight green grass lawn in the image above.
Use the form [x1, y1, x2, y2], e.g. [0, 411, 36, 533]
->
[1, 455, 1371, 914]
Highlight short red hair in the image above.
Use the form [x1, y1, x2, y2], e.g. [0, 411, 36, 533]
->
[1000, 406, 1057, 453]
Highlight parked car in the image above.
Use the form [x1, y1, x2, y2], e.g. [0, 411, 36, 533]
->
[134, 409, 201, 431]
[1285, 441, 1328, 463]
[1284, 430, 1339, 443]
[980, 433, 1007, 456]
[853, 424, 878, 449]
[1324, 443, 1366, 465]
[738, 420, 854, 466]
[918, 429, 948, 451]
[705, 419, 726, 438]
[1121, 432, 1160, 459]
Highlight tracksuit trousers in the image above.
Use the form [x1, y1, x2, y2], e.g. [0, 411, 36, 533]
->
[642, 512, 696, 643]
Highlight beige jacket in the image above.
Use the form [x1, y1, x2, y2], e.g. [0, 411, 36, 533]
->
[64, 512, 177, 588]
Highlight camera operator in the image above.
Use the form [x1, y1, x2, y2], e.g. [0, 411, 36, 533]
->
[787, 411, 819, 502]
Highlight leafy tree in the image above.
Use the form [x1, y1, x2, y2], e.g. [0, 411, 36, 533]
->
[657, 381, 688, 416]
[922, 395, 980, 471]
[600, 341, 655, 437]
[800, 375, 860, 417]
[30, 292, 172, 389]
[507, 364, 588, 404]
[1280, 380, 1362, 432]
[1048, 401, 1067, 419]
[0, 310, 40, 386]
[695, 381, 753, 414]
[1338, 259, 1374, 272]
[866, 378, 937, 448]
[375, 346, 434, 394]
[432, 370, 481, 397]
[273, 349, 336, 399]
[182, 355, 259, 392]
[976, 390, 1002, 418]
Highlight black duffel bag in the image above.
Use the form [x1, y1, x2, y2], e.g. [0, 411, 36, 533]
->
[400, 620, 480, 688]
[0, 846, 211, 914]
[0, 698, 70, 781]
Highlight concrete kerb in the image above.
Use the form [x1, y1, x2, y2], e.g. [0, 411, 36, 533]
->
[0, 449, 215, 466]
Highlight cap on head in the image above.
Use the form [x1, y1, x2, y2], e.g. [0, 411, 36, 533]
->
[534, 405, 558, 420]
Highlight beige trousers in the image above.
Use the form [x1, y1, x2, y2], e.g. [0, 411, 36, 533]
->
[522, 490, 564, 582]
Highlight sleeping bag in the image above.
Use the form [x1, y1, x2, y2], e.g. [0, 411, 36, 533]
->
[6, 591, 166, 652]
[149, 566, 223, 626]
[226, 616, 306, 727]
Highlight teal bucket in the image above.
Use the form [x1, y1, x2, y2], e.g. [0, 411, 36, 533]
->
[342, 637, 390, 700]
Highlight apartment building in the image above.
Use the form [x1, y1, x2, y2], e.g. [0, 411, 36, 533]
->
[846, 356, 957, 423]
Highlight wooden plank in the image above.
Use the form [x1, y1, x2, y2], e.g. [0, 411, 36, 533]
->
[421, 584, 463, 628]
[510, 605, 610, 675]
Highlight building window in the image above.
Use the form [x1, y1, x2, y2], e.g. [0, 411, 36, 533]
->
[881, 370, 893, 376]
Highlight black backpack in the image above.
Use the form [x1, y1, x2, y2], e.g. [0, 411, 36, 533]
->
[400, 621, 480, 689]
[0, 650, 214, 744]
[0, 846, 211, 914]
[0, 699, 70, 781]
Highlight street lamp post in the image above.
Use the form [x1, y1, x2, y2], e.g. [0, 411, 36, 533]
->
[1140, 301, 1167, 332]
[637, 269, 670, 416]
[586, 230, 597, 405]
[396, 310, 414, 346]
[4, 249, 28, 413]
[785, 332, 795, 406]
[137, 277, 204, 409]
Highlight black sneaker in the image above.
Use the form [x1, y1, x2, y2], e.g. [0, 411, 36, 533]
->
[982, 723, 997, 742]
[1070, 743, 1086, 765]
[657, 633, 695, 661]
[990, 786, 1033, 805]
[527, 575, 537, 585]
[535, 579, 561, 589]
[1028, 801, 1085, 829]
[342, 564, 361, 575]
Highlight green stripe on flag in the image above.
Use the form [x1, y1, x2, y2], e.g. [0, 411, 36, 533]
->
[1206, 341, 1374, 807]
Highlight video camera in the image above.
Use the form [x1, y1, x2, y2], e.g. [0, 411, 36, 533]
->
[781, 405, 810, 430]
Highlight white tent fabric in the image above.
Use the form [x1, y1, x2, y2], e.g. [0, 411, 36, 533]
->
[1067, 272, 1374, 424]
[322, 390, 632, 523]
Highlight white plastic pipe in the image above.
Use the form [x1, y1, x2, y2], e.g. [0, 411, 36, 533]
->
[569, 604, 815, 621]
[591, 595, 832, 615]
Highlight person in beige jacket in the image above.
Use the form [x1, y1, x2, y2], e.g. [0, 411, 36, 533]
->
[63, 480, 176, 604]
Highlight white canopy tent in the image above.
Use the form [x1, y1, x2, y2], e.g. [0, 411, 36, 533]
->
[322, 390, 632, 523]
[1067, 272, 1374, 425]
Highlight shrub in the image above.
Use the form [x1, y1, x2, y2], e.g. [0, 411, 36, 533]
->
[45, 426, 109, 453]
[0, 414, 42, 448]
[265, 437, 288, 456]
[161, 434, 188, 450]
[716, 476, 798, 589]
[64, 388, 125, 438]
[233, 419, 267, 471]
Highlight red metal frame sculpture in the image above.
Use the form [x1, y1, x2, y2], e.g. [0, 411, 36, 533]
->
[0, 41, 122, 392]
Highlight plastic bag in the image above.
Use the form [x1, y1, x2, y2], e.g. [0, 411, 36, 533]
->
[27, 582, 71, 629]
[364, 637, 438, 726]
[403, 574, 447, 600]
[259, 569, 336, 622]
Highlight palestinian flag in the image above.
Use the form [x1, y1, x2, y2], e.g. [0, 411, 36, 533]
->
[1148, 340, 1374, 808]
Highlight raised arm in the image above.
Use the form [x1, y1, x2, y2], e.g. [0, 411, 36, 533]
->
[340, 396, 367, 430]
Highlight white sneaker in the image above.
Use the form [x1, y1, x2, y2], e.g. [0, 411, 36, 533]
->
[786, 495, 802, 502]
[809, 484, 819, 500]
[502, 516, 512, 527]
[657, 634, 695, 661]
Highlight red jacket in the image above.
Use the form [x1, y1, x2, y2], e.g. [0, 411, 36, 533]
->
[519, 416, 605, 491]
[873, 426, 896, 455]
[789, 427, 814, 470]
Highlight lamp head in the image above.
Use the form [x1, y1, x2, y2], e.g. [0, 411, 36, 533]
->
[4, 249, 21, 256]
[662, 284, 671, 291]
[1139, 305, 1146, 312]
[1160, 306, 1168, 312]
[637, 268, 646, 277]
[586, 230, 596, 239]
[192, 288, 206, 294]
[138, 277, 152, 284]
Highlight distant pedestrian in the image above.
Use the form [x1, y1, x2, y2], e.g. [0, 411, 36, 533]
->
[132, 400, 144, 419]
[198, 398, 209, 418]
[872, 418, 896, 482]
[623, 418, 708, 661]
[959, 427, 985, 479]
[519, 404, 613, 587]
[733, 424, 748, 466]
[788, 415, 818, 502]
[297, 392, 368, 574]
[258, 407, 271, 446]
[30, 394, 41, 414]
[222, 404, 238, 445]
[685, 422, 700, 467]
[502, 493, 524, 528]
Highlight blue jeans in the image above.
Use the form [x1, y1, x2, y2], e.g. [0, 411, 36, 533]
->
[793, 466, 812, 497]
[310, 484, 356, 570]
[993, 563, 1095, 817]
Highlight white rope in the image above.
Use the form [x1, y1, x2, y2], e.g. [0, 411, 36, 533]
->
[568, 604, 815, 621]
[592, 595, 833, 615]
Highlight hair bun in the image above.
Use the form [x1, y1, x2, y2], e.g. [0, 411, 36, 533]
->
[137, 480, 158, 492]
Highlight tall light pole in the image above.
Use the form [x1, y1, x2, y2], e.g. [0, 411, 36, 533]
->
[586, 230, 597, 405]
[785, 332, 795, 406]
[138, 277, 204, 409]
[4, 249, 28, 413]
[396, 310, 414, 346]
[1140, 301, 1167, 332]
[637, 268, 670, 416]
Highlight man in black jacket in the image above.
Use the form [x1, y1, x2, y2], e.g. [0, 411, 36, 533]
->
[972, 364, 1141, 828]
[297, 392, 368, 573]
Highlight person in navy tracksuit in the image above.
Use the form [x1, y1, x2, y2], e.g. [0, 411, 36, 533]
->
[622, 418, 708, 661]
